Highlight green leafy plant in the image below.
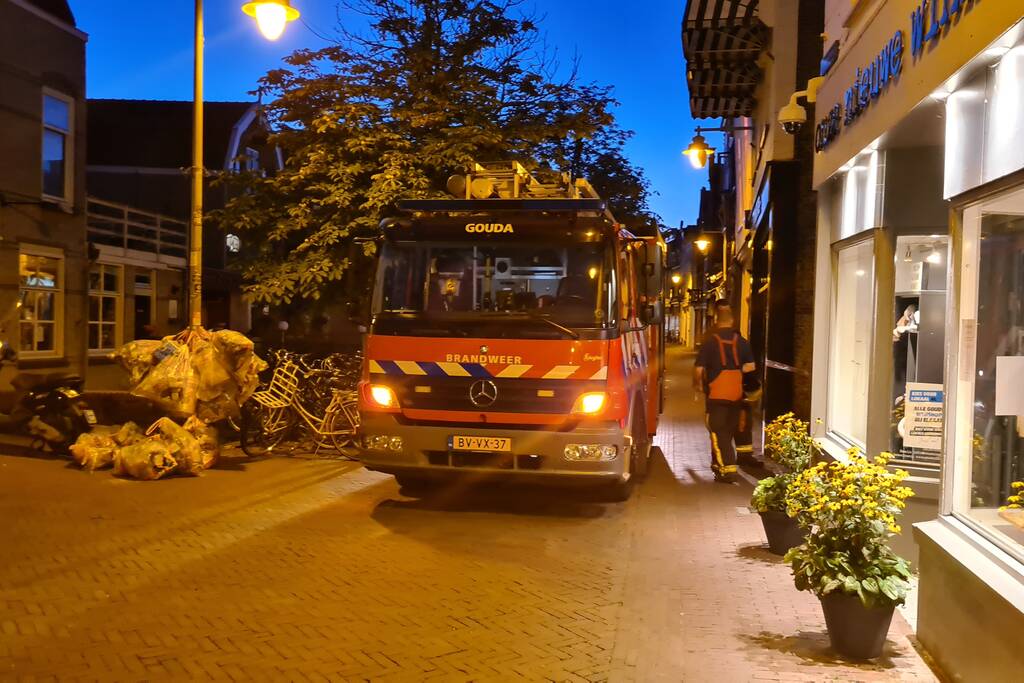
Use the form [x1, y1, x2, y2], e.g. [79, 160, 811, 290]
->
[783, 449, 915, 607]
[752, 413, 817, 514]
[751, 474, 792, 514]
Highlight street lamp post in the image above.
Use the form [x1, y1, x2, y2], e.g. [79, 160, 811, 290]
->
[189, 0, 300, 328]
[694, 238, 710, 338]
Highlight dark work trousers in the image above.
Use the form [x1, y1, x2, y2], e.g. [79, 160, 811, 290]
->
[736, 403, 754, 461]
[705, 401, 742, 475]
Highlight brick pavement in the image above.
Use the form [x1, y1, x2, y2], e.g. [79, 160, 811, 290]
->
[0, 346, 939, 681]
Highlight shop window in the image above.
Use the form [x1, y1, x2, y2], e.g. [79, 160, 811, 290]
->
[42, 90, 72, 201]
[955, 185, 1024, 557]
[839, 150, 884, 239]
[18, 247, 63, 356]
[891, 235, 948, 467]
[89, 263, 122, 353]
[828, 239, 875, 447]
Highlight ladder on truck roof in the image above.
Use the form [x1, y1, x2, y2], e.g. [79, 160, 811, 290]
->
[397, 161, 618, 222]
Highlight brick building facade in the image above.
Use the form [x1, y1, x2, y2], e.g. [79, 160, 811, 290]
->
[0, 0, 89, 402]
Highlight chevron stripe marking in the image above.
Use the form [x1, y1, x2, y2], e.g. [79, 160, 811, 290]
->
[369, 360, 386, 374]
[496, 365, 531, 378]
[544, 365, 579, 380]
[436, 362, 472, 377]
[590, 367, 608, 380]
[395, 361, 427, 376]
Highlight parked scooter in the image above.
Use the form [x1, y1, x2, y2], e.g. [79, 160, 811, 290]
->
[0, 341, 95, 452]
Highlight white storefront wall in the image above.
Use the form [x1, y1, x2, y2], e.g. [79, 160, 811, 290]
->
[811, 2, 1024, 678]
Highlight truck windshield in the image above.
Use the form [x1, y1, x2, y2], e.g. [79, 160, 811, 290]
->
[375, 241, 616, 330]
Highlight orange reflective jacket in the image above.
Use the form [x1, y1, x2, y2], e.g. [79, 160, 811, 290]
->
[707, 333, 744, 402]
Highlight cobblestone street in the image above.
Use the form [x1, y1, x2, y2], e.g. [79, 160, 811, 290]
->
[0, 347, 939, 682]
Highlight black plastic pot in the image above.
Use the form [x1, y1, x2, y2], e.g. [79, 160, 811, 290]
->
[820, 592, 895, 660]
[758, 510, 804, 555]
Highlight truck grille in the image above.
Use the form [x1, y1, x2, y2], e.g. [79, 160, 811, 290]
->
[391, 377, 602, 414]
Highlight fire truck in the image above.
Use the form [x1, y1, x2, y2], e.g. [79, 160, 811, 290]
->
[356, 162, 665, 498]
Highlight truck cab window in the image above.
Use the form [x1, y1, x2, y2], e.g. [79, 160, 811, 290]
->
[375, 239, 617, 335]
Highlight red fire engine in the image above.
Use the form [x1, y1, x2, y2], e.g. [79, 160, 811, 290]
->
[357, 162, 664, 498]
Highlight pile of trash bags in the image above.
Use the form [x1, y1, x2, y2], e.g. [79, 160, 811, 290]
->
[113, 328, 265, 423]
[70, 417, 220, 480]
[68, 328, 266, 480]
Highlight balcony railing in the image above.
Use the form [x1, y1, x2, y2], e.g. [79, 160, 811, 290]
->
[86, 198, 188, 268]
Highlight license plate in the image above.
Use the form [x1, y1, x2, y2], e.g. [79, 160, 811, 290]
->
[82, 409, 97, 425]
[449, 435, 512, 452]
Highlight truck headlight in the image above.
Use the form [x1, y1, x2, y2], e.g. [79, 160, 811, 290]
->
[362, 385, 397, 411]
[365, 435, 404, 452]
[564, 444, 618, 462]
[571, 392, 607, 415]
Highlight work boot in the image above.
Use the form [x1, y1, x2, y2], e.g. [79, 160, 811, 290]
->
[713, 470, 736, 484]
[738, 454, 762, 468]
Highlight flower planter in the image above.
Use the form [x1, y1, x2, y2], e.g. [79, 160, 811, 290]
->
[758, 510, 804, 555]
[820, 592, 895, 660]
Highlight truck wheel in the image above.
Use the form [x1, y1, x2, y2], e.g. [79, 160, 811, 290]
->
[630, 403, 651, 482]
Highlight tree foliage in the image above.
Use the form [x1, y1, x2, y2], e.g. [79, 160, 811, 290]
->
[213, 0, 659, 305]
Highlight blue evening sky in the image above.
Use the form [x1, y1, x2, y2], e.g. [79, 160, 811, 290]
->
[72, 0, 707, 228]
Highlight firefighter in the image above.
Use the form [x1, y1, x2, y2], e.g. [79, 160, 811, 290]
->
[693, 300, 761, 483]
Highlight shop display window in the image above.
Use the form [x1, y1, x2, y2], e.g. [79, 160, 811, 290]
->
[839, 151, 884, 239]
[891, 235, 948, 466]
[828, 239, 875, 447]
[955, 185, 1024, 556]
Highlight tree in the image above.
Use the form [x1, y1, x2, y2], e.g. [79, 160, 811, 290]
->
[213, 0, 659, 305]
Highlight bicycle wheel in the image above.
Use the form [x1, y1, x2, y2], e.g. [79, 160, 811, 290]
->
[240, 402, 295, 457]
[327, 399, 360, 457]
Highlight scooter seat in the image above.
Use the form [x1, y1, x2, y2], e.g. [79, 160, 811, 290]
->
[11, 372, 83, 392]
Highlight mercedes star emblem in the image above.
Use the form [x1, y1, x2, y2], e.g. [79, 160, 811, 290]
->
[469, 379, 498, 407]
[480, 345, 489, 354]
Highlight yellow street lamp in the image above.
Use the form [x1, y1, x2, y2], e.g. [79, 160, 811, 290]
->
[682, 133, 715, 169]
[695, 238, 711, 254]
[671, 273, 682, 285]
[187, 0, 300, 328]
[242, 0, 301, 41]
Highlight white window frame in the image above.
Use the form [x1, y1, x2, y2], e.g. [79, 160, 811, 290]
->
[18, 244, 65, 358]
[945, 184, 1024, 565]
[244, 146, 260, 172]
[88, 263, 123, 355]
[41, 88, 74, 205]
[825, 231, 879, 450]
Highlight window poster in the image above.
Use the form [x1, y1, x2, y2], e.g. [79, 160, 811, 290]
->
[904, 382, 944, 451]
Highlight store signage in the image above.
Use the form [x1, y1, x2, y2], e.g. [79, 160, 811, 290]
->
[904, 382, 944, 451]
[814, 0, 979, 152]
[911, 0, 977, 58]
[815, 31, 904, 151]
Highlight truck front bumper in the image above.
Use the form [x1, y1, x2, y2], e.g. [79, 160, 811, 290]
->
[358, 414, 629, 484]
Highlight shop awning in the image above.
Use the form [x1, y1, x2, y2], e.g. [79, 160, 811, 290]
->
[682, 0, 769, 119]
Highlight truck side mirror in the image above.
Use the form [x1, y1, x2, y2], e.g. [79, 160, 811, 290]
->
[638, 239, 664, 324]
[346, 237, 378, 326]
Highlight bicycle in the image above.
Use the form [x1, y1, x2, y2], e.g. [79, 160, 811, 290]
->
[239, 360, 359, 458]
